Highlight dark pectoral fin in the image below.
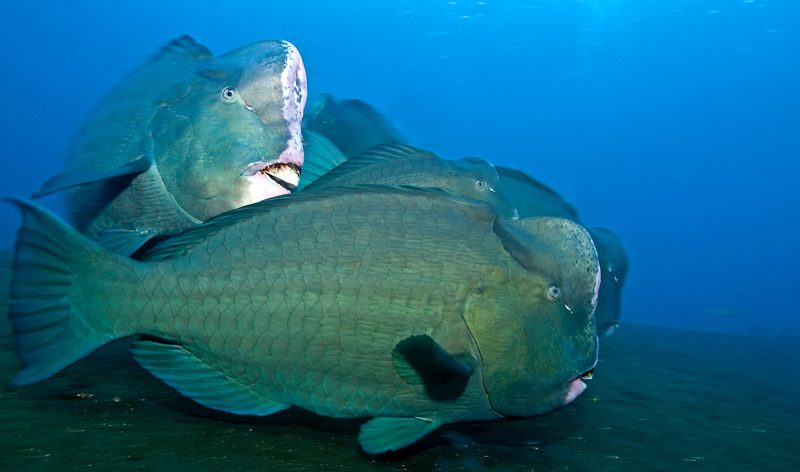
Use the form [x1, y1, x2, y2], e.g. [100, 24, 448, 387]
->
[392, 334, 474, 401]
[33, 156, 153, 198]
[130, 340, 289, 416]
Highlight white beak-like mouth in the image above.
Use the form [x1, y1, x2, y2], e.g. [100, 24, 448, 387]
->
[243, 161, 301, 191]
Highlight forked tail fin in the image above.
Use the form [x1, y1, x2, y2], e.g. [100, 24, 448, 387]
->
[6, 198, 122, 385]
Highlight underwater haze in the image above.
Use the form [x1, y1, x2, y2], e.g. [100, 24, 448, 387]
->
[1, 1, 799, 470]
[2, 0, 798, 338]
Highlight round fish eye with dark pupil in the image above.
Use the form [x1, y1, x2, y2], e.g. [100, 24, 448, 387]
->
[546, 285, 561, 301]
[475, 179, 486, 190]
[221, 87, 237, 101]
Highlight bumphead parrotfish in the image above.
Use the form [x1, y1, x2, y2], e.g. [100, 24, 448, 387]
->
[303, 144, 518, 219]
[33, 36, 307, 255]
[303, 93, 403, 159]
[496, 166, 629, 336]
[298, 94, 403, 190]
[8, 186, 599, 455]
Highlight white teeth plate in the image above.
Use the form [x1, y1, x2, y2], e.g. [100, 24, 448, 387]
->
[262, 164, 300, 189]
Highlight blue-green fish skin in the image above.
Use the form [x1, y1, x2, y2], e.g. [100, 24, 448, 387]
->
[496, 166, 629, 336]
[303, 144, 519, 219]
[35, 36, 307, 254]
[8, 187, 598, 454]
[303, 93, 403, 159]
[587, 227, 629, 336]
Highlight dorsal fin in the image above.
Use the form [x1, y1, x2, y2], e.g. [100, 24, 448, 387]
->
[148, 35, 213, 65]
[303, 144, 436, 190]
[138, 185, 496, 261]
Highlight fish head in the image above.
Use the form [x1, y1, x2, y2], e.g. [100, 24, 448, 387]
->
[464, 217, 600, 417]
[154, 40, 307, 221]
[495, 166, 579, 220]
[451, 157, 519, 219]
[588, 227, 629, 337]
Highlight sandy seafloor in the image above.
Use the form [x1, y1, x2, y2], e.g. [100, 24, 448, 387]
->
[0, 251, 797, 471]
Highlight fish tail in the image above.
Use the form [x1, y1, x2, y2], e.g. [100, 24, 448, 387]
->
[6, 198, 127, 386]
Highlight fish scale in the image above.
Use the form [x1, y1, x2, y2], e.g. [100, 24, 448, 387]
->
[8, 184, 600, 453]
[108, 191, 498, 420]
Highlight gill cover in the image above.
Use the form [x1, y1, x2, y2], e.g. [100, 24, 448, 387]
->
[463, 216, 600, 417]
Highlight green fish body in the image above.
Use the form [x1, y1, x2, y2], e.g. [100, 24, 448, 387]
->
[303, 145, 518, 219]
[9, 186, 598, 454]
[303, 93, 403, 160]
[34, 36, 307, 255]
[496, 166, 629, 336]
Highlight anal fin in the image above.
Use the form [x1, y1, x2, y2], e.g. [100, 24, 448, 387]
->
[358, 417, 442, 455]
[130, 340, 288, 416]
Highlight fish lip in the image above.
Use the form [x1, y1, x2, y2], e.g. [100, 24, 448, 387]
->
[568, 361, 597, 384]
[242, 161, 301, 191]
[277, 41, 306, 168]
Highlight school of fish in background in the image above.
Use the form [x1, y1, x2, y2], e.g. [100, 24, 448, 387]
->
[6, 36, 627, 455]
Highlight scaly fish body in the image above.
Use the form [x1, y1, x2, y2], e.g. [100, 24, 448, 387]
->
[9, 186, 598, 454]
[35, 36, 307, 255]
[303, 145, 518, 219]
[496, 166, 629, 336]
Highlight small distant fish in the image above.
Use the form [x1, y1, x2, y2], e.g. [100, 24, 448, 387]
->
[34, 36, 307, 255]
[496, 166, 629, 337]
[303, 144, 519, 219]
[8, 185, 599, 455]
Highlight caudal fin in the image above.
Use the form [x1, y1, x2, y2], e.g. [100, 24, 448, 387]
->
[7, 198, 120, 385]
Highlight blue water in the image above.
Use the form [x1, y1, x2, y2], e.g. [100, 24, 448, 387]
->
[0, 0, 798, 339]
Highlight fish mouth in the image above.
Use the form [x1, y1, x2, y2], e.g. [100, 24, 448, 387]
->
[562, 367, 596, 406]
[263, 162, 301, 190]
[578, 368, 595, 380]
[242, 161, 301, 191]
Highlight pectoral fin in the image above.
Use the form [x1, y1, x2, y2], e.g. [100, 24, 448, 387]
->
[392, 334, 474, 401]
[130, 340, 288, 416]
[296, 129, 347, 190]
[95, 229, 158, 256]
[33, 156, 153, 198]
[358, 417, 442, 455]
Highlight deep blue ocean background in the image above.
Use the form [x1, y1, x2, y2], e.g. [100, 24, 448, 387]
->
[0, 0, 798, 338]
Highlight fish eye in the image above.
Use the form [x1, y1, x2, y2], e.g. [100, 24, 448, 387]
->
[475, 179, 486, 191]
[545, 285, 561, 301]
[221, 87, 237, 101]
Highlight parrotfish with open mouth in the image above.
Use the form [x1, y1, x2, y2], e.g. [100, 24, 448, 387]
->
[34, 35, 307, 255]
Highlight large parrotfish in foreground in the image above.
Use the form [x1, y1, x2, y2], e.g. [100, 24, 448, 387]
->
[8, 185, 599, 455]
[34, 35, 307, 255]
[297, 97, 629, 337]
[495, 167, 629, 336]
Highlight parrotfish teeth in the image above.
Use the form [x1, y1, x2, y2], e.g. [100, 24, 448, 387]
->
[261, 163, 301, 190]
